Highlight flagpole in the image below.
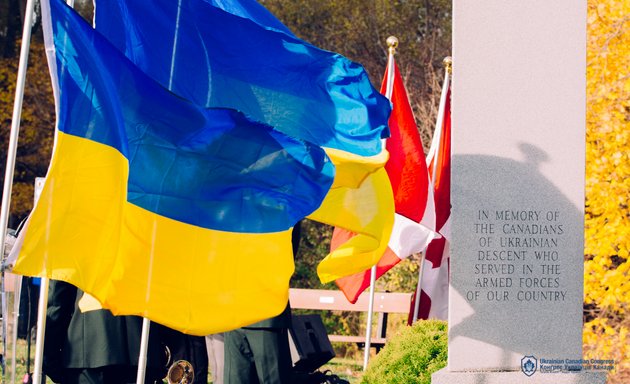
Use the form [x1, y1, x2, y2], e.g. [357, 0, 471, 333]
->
[362, 35, 398, 371]
[411, 251, 425, 323]
[384, 37, 397, 99]
[0, 0, 36, 382]
[363, 264, 377, 370]
[135, 2, 187, 379]
[0, 1, 37, 263]
[31, 3, 80, 383]
[411, 57, 452, 324]
[135, 0, 188, 373]
[427, 57, 452, 180]
[31, 278, 49, 384]
[134, 1, 187, 378]
[135, 318, 151, 384]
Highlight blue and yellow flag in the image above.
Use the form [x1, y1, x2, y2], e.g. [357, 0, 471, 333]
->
[93, 0, 395, 284]
[12, 0, 394, 335]
[94, 0, 390, 156]
[11, 0, 334, 335]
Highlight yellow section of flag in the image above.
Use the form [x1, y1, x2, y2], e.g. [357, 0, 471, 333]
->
[309, 148, 394, 283]
[12, 132, 293, 335]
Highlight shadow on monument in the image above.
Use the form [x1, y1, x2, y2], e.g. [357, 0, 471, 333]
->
[447, 142, 584, 374]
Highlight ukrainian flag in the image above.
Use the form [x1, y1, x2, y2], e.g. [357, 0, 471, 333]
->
[93, 0, 395, 284]
[12, 0, 334, 335]
[93, 0, 390, 155]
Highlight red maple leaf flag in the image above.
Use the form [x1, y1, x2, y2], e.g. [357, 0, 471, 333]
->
[409, 82, 451, 322]
[334, 59, 437, 303]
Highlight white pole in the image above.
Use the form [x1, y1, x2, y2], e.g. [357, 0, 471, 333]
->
[30, 182, 51, 384]
[384, 38, 397, 101]
[0, 0, 37, 269]
[31, 278, 49, 384]
[136, 318, 151, 384]
[0, 1, 36, 382]
[30, 2, 80, 383]
[0, 274, 7, 376]
[411, 251, 425, 323]
[362, 36, 399, 371]
[134, 1, 188, 378]
[411, 57, 452, 325]
[427, 58, 452, 181]
[135, 4, 188, 379]
[362, 265, 377, 370]
[7, 275, 23, 384]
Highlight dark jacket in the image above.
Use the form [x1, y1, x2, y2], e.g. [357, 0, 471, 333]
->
[43, 280, 167, 382]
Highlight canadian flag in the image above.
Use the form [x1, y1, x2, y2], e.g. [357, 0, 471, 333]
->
[409, 78, 451, 322]
[334, 58, 437, 304]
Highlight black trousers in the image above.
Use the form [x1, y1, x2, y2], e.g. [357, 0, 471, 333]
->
[223, 327, 292, 384]
[61, 365, 163, 384]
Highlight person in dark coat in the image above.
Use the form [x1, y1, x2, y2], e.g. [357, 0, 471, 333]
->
[42, 279, 168, 384]
[223, 304, 293, 384]
[222, 223, 301, 384]
[17, 277, 40, 341]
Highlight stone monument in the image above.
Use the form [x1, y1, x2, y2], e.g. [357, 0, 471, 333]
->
[432, 1, 608, 383]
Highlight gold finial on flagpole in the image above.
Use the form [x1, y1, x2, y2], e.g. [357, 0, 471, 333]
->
[386, 36, 399, 55]
[443, 56, 452, 75]
[383, 36, 398, 99]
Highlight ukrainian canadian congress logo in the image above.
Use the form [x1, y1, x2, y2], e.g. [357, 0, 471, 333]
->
[521, 355, 538, 376]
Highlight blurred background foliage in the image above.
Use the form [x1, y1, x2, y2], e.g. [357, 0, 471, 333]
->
[0, 0, 627, 382]
[583, 1, 629, 382]
[263, 0, 452, 296]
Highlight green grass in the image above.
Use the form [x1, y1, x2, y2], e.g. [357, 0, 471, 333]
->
[2, 337, 54, 383]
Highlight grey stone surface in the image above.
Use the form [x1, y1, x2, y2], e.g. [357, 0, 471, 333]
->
[432, 368, 608, 384]
[447, 0, 589, 375]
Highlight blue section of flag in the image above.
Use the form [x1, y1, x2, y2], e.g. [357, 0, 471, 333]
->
[94, 0, 391, 156]
[49, 0, 334, 233]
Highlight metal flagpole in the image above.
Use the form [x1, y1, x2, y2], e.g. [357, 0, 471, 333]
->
[32, 2, 78, 383]
[0, 2, 37, 262]
[362, 36, 398, 371]
[411, 56, 452, 324]
[136, 2, 185, 380]
[136, 318, 151, 384]
[411, 251, 425, 323]
[427, 57, 452, 183]
[9, 276, 22, 384]
[31, 278, 49, 384]
[362, 265, 377, 370]
[0, 0, 37, 382]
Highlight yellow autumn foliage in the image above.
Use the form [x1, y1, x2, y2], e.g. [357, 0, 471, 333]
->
[584, 0, 630, 381]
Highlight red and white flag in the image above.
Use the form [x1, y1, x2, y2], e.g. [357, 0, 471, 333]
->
[409, 79, 451, 322]
[334, 59, 437, 303]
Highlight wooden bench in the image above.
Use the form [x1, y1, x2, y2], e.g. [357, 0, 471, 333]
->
[289, 288, 412, 349]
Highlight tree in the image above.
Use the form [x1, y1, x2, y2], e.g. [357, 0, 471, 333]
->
[0, 1, 95, 229]
[267, 0, 453, 294]
[0, 38, 54, 228]
[584, 0, 629, 381]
